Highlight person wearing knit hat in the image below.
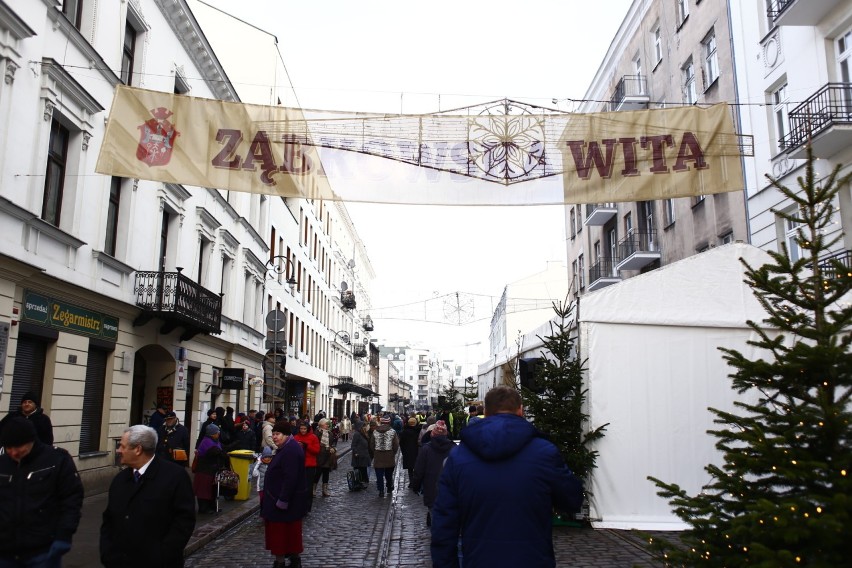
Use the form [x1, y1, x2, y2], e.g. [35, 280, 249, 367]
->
[399, 415, 422, 489]
[193, 421, 225, 514]
[0, 417, 83, 564]
[411, 417, 456, 528]
[370, 412, 400, 497]
[0, 389, 54, 446]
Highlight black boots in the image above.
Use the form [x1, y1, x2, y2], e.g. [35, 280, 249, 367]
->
[287, 554, 302, 568]
[426, 510, 432, 527]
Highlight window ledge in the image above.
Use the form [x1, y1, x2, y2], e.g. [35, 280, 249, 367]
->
[703, 76, 719, 94]
[692, 198, 706, 210]
[676, 14, 689, 32]
[664, 221, 676, 231]
[91, 250, 135, 275]
[78, 451, 110, 460]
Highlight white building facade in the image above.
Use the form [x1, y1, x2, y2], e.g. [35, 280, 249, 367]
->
[0, 0, 376, 493]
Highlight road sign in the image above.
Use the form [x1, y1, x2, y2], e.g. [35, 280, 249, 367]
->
[265, 309, 286, 331]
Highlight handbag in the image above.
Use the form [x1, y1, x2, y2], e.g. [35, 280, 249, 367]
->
[171, 448, 188, 462]
[190, 452, 198, 472]
[215, 468, 240, 497]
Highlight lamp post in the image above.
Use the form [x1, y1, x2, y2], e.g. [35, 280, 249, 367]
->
[263, 255, 296, 414]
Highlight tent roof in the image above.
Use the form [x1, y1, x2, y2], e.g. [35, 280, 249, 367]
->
[580, 242, 771, 328]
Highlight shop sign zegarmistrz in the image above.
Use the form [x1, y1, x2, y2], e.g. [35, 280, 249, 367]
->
[22, 290, 119, 341]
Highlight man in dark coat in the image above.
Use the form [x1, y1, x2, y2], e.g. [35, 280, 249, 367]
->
[156, 412, 190, 467]
[0, 417, 83, 566]
[0, 390, 54, 445]
[431, 386, 583, 568]
[411, 419, 456, 526]
[101, 425, 196, 567]
[147, 402, 168, 433]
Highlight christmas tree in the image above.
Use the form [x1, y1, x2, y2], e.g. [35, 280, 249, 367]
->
[647, 147, 852, 566]
[521, 300, 608, 483]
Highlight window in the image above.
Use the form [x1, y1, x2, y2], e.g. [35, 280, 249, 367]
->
[720, 231, 734, 245]
[61, 0, 84, 30]
[693, 194, 706, 206]
[676, 0, 689, 26]
[80, 345, 110, 454]
[608, 228, 618, 261]
[624, 212, 633, 236]
[703, 30, 719, 87]
[785, 217, 802, 261]
[593, 241, 601, 263]
[158, 210, 170, 272]
[43, 119, 69, 226]
[569, 208, 576, 238]
[682, 59, 697, 104]
[664, 199, 676, 226]
[634, 55, 644, 94]
[653, 26, 663, 65]
[836, 29, 852, 113]
[578, 254, 585, 289]
[105, 177, 122, 256]
[121, 21, 137, 85]
[772, 82, 790, 151]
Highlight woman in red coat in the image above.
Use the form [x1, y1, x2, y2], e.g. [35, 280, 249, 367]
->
[293, 420, 319, 512]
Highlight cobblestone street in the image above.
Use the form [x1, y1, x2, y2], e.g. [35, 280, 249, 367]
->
[185, 444, 665, 568]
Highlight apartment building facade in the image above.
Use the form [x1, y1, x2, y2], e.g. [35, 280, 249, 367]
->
[0, 0, 375, 493]
[566, 0, 749, 295]
[729, 0, 852, 267]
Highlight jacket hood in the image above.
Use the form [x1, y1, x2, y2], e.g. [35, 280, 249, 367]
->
[459, 413, 537, 462]
[429, 435, 456, 454]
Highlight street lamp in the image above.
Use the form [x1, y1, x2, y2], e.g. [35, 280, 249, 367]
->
[265, 255, 297, 293]
[262, 255, 296, 414]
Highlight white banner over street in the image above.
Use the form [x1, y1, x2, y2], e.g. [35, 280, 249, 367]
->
[96, 86, 746, 205]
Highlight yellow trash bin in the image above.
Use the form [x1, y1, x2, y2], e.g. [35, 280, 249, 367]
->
[228, 450, 256, 501]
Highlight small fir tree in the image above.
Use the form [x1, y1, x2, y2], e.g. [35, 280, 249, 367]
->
[522, 300, 608, 482]
[647, 147, 852, 566]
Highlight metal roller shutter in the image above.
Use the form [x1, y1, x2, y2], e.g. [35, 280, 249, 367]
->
[10, 335, 47, 409]
[80, 347, 108, 453]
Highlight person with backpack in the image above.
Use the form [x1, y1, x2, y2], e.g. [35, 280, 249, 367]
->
[411, 420, 455, 527]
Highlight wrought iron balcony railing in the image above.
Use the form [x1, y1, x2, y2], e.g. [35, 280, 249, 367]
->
[609, 75, 649, 111]
[783, 83, 852, 151]
[341, 290, 357, 310]
[818, 249, 852, 281]
[134, 270, 222, 339]
[589, 257, 619, 283]
[353, 344, 367, 358]
[766, 0, 794, 20]
[618, 230, 659, 257]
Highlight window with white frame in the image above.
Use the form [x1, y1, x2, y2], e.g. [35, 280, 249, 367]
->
[61, 0, 84, 30]
[703, 29, 719, 87]
[578, 254, 585, 289]
[683, 59, 697, 104]
[676, 0, 689, 26]
[42, 119, 69, 226]
[653, 26, 663, 65]
[105, 177, 122, 256]
[720, 231, 734, 245]
[772, 82, 790, 151]
[784, 217, 802, 261]
[120, 21, 137, 85]
[570, 208, 576, 238]
[634, 55, 644, 94]
[836, 28, 852, 113]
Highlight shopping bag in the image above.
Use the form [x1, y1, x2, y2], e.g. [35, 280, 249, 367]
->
[346, 470, 363, 492]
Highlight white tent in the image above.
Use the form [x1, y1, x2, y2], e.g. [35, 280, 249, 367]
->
[581, 243, 772, 530]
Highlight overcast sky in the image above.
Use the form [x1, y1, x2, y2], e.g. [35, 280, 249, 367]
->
[191, 0, 634, 363]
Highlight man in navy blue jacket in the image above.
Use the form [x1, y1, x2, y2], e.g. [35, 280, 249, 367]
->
[430, 386, 583, 568]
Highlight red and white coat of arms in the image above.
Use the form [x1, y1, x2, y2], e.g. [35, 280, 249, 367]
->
[136, 107, 179, 167]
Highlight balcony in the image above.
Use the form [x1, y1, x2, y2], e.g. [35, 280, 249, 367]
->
[352, 344, 367, 358]
[584, 203, 617, 226]
[783, 83, 852, 159]
[329, 375, 376, 397]
[133, 269, 222, 341]
[767, 0, 842, 26]
[362, 315, 374, 332]
[616, 230, 661, 271]
[340, 290, 356, 310]
[588, 258, 621, 291]
[819, 249, 851, 280]
[609, 75, 649, 112]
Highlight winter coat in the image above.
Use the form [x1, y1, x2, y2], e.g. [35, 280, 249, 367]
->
[350, 429, 372, 469]
[260, 436, 309, 523]
[431, 413, 583, 568]
[411, 435, 456, 508]
[0, 407, 54, 445]
[226, 426, 257, 452]
[156, 423, 190, 466]
[369, 425, 399, 469]
[398, 424, 420, 470]
[294, 430, 320, 468]
[314, 427, 338, 469]
[100, 456, 195, 568]
[0, 441, 83, 557]
[260, 420, 276, 452]
[194, 436, 226, 475]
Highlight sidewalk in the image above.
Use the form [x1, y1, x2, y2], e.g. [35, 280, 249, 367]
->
[64, 440, 353, 567]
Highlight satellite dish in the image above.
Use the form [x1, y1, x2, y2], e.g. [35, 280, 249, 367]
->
[341, 281, 349, 291]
